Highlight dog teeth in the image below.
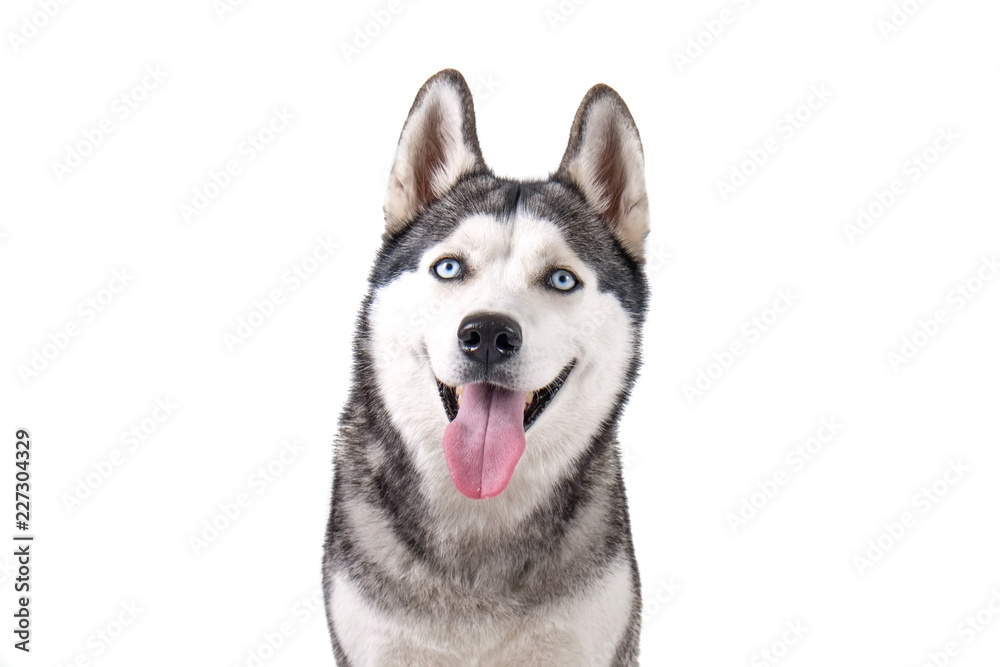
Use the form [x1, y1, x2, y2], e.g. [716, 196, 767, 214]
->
[525, 391, 535, 409]
[456, 385, 464, 408]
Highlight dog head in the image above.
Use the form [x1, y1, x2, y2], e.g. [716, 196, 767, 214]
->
[365, 69, 649, 504]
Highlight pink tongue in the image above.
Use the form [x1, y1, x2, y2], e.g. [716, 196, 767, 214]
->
[443, 383, 527, 499]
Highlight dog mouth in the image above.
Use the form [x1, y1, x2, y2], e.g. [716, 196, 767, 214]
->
[436, 361, 575, 430]
[436, 361, 575, 499]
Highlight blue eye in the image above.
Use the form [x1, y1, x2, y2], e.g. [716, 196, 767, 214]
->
[549, 269, 578, 291]
[434, 257, 462, 279]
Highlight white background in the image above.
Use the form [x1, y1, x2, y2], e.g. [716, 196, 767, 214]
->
[2, 0, 999, 665]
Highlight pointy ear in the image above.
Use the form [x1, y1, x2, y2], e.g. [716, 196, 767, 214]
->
[383, 69, 487, 236]
[555, 84, 649, 262]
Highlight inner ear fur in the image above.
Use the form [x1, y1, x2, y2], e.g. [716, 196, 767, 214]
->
[556, 84, 649, 262]
[383, 69, 486, 237]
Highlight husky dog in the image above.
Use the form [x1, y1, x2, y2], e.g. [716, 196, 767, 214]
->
[323, 69, 650, 666]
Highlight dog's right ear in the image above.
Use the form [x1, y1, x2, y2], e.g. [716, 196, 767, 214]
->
[383, 69, 486, 237]
[555, 84, 649, 263]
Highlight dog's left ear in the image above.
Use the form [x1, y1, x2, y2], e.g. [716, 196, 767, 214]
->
[384, 69, 487, 237]
[555, 85, 649, 262]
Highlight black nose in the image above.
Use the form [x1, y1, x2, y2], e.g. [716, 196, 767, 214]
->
[457, 313, 522, 368]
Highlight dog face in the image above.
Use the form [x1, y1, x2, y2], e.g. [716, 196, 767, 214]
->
[365, 70, 649, 507]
